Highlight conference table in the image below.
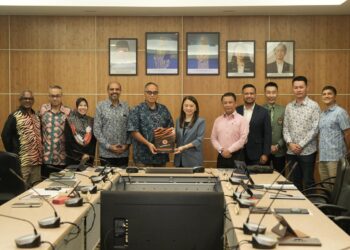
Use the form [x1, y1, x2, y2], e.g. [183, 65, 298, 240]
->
[0, 167, 349, 250]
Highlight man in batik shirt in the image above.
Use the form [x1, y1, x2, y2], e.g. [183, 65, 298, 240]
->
[40, 85, 70, 177]
[2, 90, 42, 187]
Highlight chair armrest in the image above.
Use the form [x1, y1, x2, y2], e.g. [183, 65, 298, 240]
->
[333, 216, 350, 234]
[316, 203, 348, 216]
[305, 194, 330, 203]
[303, 187, 331, 197]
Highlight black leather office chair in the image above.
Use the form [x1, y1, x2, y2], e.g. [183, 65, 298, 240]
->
[303, 157, 348, 204]
[0, 151, 26, 205]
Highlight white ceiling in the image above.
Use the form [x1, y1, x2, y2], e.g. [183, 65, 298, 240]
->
[0, 2, 350, 16]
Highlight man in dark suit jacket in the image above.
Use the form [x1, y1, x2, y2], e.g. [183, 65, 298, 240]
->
[237, 84, 272, 165]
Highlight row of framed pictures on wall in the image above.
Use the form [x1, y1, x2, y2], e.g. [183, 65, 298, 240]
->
[109, 32, 295, 78]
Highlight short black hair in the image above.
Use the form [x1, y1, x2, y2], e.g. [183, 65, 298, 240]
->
[242, 83, 256, 92]
[264, 82, 278, 90]
[292, 76, 308, 86]
[221, 92, 236, 102]
[322, 85, 337, 95]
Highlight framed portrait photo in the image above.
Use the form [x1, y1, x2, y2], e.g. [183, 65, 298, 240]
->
[266, 41, 295, 78]
[146, 32, 179, 75]
[109, 38, 137, 76]
[186, 32, 220, 75]
[226, 40, 255, 78]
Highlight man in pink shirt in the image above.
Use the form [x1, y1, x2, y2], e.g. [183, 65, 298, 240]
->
[211, 92, 249, 168]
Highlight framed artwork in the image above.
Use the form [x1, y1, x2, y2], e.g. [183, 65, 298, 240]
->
[186, 32, 220, 75]
[266, 41, 295, 78]
[227, 40, 255, 78]
[109, 38, 137, 75]
[146, 32, 179, 75]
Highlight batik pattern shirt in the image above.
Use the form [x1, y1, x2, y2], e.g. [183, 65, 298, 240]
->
[2, 107, 42, 167]
[283, 97, 320, 155]
[40, 104, 70, 165]
[128, 102, 174, 164]
[94, 99, 130, 158]
[319, 105, 350, 161]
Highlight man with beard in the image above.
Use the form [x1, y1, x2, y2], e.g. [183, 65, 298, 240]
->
[94, 81, 130, 167]
[237, 84, 272, 165]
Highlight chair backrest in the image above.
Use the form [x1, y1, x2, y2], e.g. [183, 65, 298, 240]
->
[330, 158, 349, 204]
[0, 151, 26, 197]
[335, 157, 350, 215]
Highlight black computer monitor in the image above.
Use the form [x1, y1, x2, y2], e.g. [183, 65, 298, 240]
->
[101, 190, 224, 250]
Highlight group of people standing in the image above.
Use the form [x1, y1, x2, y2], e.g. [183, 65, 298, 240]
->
[2, 76, 350, 191]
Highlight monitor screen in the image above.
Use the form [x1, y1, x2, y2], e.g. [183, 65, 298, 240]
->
[101, 190, 224, 250]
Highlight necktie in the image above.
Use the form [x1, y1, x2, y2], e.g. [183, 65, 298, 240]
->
[270, 106, 274, 122]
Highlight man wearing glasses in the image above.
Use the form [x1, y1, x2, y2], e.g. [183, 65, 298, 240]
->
[128, 82, 174, 167]
[39, 85, 71, 177]
[2, 90, 43, 187]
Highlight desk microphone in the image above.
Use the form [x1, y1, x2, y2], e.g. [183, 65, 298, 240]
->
[251, 162, 298, 249]
[68, 171, 98, 194]
[243, 161, 292, 235]
[0, 213, 41, 248]
[9, 169, 61, 228]
[66, 154, 92, 172]
[65, 180, 84, 207]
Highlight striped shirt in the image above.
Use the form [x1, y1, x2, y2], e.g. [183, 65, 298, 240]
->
[319, 104, 350, 161]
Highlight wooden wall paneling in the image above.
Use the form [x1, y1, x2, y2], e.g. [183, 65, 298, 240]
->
[314, 16, 350, 49]
[0, 16, 9, 49]
[313, 51, 349, 94]
[203, 139, 219, 167]
[11, 51, 96, 93]
[221, 16, 269, 49]
[10, 16, 96, 49]
[0, 95, 9, 151]
[96, 16, 183, 49]
[270, 16, 316, 49]
[0, 51, 9, 93]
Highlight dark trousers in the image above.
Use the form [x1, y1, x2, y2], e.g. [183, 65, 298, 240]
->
[286, 153, 316, 190]
[270, 155, 286, 175]
[42, 164, 66, 178]
[217, 154, 237, 169]
[100, 157, 129, 168]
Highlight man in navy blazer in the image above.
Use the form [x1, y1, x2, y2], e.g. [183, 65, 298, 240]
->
[236, 84, 272, 165]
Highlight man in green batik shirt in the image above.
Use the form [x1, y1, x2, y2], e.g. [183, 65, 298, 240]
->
[263, 82, 286, 174]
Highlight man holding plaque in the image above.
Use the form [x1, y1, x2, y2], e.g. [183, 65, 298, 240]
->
[128, 82, 174, 167]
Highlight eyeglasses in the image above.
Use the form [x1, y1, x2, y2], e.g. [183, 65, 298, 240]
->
[145, 91, 159, 96]
[49, 94, 62, 98]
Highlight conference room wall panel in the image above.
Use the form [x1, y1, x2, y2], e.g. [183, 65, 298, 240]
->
[0, 15, 349, 167]
[0, 16, 9, 49]
[0, 96, 9, 150]
[269, 16, 350, 49]
[10, 16, 96, 49]
[0, 51, 9, 93]
[10, 51, 96, 94]
[96, 16, 183, 49]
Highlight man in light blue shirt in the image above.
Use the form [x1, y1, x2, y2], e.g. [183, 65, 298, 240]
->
[319, 85, 350, 188]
